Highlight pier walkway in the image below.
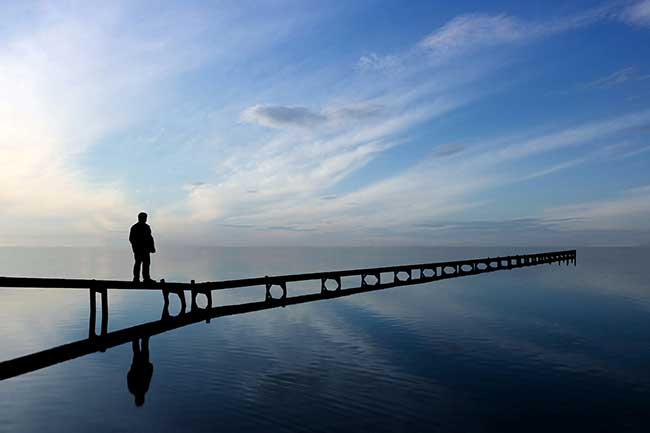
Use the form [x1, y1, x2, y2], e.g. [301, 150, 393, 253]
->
[0, 249, 576, 381]
[0, 249, 576, 293]
[0, 250, 576, 323]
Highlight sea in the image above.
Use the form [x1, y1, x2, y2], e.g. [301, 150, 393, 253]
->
[0, 247, 648, 432]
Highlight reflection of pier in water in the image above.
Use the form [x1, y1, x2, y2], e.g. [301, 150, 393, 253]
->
[0, 250, 576, 381]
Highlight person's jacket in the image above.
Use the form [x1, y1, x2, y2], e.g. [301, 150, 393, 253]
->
[129, 222, 156, 253]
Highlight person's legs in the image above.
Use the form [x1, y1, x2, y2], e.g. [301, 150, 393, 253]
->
[142, 253, 151, 281]
[133, 253, 142, 282]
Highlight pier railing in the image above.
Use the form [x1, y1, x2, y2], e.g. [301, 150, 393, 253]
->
[0, 249, 576, 381]
[0, 249, 576, 339]
[0, 249, 576, 318]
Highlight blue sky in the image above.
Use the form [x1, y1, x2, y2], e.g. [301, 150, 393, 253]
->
[1, 0, 650, 246]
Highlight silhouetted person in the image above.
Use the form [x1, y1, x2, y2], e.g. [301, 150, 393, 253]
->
[129, 212, 155, 283]
[127, 337, 154, 407]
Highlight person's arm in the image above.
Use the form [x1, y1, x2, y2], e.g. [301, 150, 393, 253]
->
[146, 225, 156, 253]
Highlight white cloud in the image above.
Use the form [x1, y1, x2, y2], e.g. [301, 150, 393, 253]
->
[359, 4, 616, 71]
[173, 89, 476, 241]
[429, 143, 466, 159]
[241, 105, 327, 129]
[169, 24, 650, 246]
[3, 1, 649, 247]
[483, 110, 650, 163]
[357, 53, 402, 72]
[620, 144, 650, 158]
[519, 156, 592, 181]
[0, 2, 210, 245]
[621, 0, 650, 26]
[585, 66, 650, 88]
[240, 103, 384, 130]
[419, 14, 526, 56]
[240, 109, 650, 244]
[544, 185, 650, 231]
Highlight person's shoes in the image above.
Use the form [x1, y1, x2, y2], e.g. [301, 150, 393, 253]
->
[143, 278, 156, 284]
[132, 277, 140, 284]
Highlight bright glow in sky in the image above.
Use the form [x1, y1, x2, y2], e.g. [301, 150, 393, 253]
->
[1, 0, 650, 246]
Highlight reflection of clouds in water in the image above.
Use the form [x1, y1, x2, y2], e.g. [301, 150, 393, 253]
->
[213, 303, 445, 390]
[336, 268, 649, 388]
[144, 303, 451, 421]
[0, 289, 91, 358]
[3, 246, 650, 431]
[529, 248, 650, 311]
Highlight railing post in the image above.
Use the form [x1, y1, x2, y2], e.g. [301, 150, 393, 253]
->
[179, 288, 187, 314]
[160, 279, 170, 317]
[191, 280, 198, 310]
[100, 288, 108, 337]
[205, 286, 212, 309]
[88, 288, 97, 338]
[88, 286, 108, 341]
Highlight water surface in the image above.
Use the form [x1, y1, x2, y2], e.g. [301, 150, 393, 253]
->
[0, 247, 648, 432]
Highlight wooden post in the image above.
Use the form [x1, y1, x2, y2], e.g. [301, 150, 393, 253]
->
[190, 280, 197, 310]
[178, 289, 187, 314]
[88, 287, 108, 341]
[280, 281, 287, 300]
[88, 288, 97, 338]
[161, 279, 170, 318]
[265, 276, 271, 301]
[100, 288, 108, 337]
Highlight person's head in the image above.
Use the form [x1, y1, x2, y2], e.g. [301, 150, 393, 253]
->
[138, 212, 147, 223]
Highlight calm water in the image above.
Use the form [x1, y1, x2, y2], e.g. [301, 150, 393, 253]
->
[0, 247, 649, 432]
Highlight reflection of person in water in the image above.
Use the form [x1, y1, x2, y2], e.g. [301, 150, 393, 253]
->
[127, 337, 154, 407]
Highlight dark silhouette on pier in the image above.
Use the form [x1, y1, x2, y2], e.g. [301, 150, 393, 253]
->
[0, 249, 577, 389]
[128, 337, 154, 407]
[129, 212, 156, 283]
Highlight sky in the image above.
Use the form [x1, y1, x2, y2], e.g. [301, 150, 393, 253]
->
[1, 0, 650, 247]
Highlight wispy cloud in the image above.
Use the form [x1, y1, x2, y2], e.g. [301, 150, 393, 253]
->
[241, 105, 327, 129]
[418, 14, 527, 56]
[485, 110, 650, 163]
[585, 66, 650, 89]
[544, 185, 650, 231]
[241, 103, 383, 129]
[620, 0, 650, 27]
[429, 143, 467, 159]
[2, 1, 650, 246]
[170, 44, 650, 246]
[0, 1, 312, 245]
[0, 2, 192, 243]
[359, 3, 617, 72]
[356, 53, 402, 73]
[620, 144, 650, 158]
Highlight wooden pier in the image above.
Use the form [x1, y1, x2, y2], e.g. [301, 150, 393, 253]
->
[0, 249, 576, 292]
[0, 250, 576, 321]
[0, 249, 576, 381]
